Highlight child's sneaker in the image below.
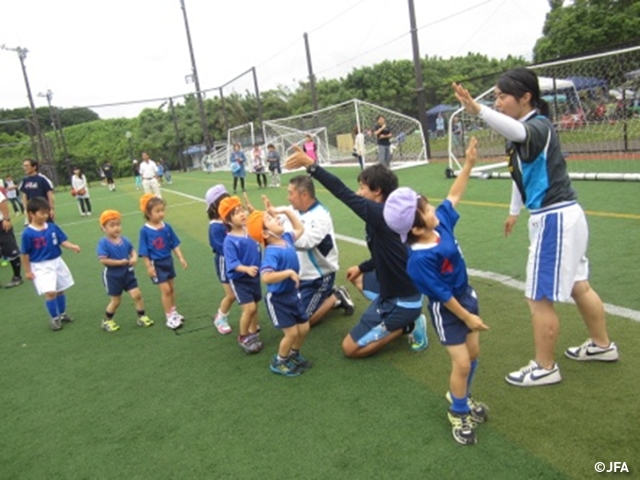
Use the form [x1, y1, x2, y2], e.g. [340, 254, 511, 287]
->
[174, 312, 185, 324]
[269, 355, 301, 377]
[50, 316, 63, 331]
[166, 315, 182, 330]
[4, 276, 23, 288]
[505, 360, 561, 387]
[564, 339, 619, 362]
[137, 315, 154, 327]
[59, 313, 73, 323]
[445, 391, 489, 424]
[238, 334, 261, 354]
[447, 409, 477, 445]
[213, 312, 232, 335]
[408, 314, 428, 351]
[289, 352, 312, 372]
[101, 319, 120, 332]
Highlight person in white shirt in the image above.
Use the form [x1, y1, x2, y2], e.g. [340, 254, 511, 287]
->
[71, 167, 92, 216]
[139, 152, 162, 197]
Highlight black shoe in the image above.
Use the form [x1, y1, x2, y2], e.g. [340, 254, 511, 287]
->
[4, 276, 23, 288]
[333, 286, 355, 316]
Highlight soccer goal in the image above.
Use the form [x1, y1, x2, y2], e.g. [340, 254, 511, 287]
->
[447, 45, 640, 181]
[264, 99, 428, 167]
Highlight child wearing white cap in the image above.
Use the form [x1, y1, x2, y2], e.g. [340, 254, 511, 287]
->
[205, 184, 236, 334]
[383, 137, 489, 447]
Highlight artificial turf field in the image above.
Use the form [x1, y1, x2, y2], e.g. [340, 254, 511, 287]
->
[1, 164, 638, 479]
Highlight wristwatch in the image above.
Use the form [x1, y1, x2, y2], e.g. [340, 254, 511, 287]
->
[306, 163, 318, 175]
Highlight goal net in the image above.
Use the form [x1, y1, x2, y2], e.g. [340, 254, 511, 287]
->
[447, 45, 640, 181]
[264, 99, 428, 167]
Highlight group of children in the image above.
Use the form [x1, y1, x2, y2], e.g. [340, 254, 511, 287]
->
[206, 184, 311, 376]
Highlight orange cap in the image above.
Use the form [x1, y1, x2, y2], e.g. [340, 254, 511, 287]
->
[218, 196, 242, 220]
[99, 209, 121, 226]
[246, 210, 265, 245]
[139, 193, 156, 212]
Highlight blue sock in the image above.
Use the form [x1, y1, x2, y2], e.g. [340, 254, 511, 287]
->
[450, 392, 470, 414]
[45, 299, 59, 318]
[56, 294, 66, 315]
[467, 359, 478, 395]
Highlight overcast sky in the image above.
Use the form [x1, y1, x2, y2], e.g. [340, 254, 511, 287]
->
[1, 0, 550, 119]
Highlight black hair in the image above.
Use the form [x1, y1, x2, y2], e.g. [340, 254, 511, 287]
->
[289, 175, 316, 199]
[143, 196, 166, 220]
[27, 197, 50, 215]
[357, 164, 398, 201]
[23, 158, 39, 171]
[497, 68, 550, 117]
[207, 193, 230, 220]
[406, 195, 429, 245]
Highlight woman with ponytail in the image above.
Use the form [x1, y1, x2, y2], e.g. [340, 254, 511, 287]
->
[452, 68, 618, 388]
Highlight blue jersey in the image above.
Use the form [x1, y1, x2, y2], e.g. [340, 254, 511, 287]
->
[406, 200, 468, 304]
[223, 232, 261, 280]
[208, 220, 227, 255]
[21, 222, 68, 262]
[97, 236, 134, 273]
[261, 232, 300, 295]
[19, 174, 54, 201]
[138, 222, 180, 261]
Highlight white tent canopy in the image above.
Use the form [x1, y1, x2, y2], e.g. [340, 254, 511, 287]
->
[538, 76, 576, 92]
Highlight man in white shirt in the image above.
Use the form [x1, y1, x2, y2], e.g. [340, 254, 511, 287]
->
[139, 152, 161, 197]
[284, 175, 354, 326]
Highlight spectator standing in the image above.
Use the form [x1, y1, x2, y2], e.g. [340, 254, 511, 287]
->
[4, 175, 24, 215]
[374, 116, 392, 167]
[102, 160, 116, 191]
[139, 152, 162, 198]
[71, 167, 92, 217]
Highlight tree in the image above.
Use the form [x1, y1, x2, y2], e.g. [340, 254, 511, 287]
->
[534, 0, 640, 63]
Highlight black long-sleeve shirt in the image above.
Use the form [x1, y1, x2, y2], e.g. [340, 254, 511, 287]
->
[309, 166, 419, 300]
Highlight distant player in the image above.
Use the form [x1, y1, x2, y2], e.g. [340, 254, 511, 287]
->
[21, 197, 81, 331]
[97, 209, 154, 332]
[102, 160, 116, 191]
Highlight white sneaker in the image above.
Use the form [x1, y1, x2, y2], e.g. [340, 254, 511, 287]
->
[166, 315, 182, 330]
[565, 339, 619, 362]
[505, 360, 562, 387]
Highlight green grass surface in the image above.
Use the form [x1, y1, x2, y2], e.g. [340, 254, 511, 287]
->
[1, 167, 638, 479]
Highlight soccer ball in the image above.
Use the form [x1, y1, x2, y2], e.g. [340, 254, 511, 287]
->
[70, 189, 77, 197]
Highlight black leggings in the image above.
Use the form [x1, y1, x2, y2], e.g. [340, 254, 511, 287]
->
[233, 177, 245, 192]
[256, 173, 267, 187]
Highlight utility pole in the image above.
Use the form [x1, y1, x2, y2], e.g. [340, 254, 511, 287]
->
[38, 89, 71, 177]
[179, 0, 212, 153]
[407, 0, 431, 159]
[1, 44, 55, 179]
[303, 33, 319, 113]
[251, 67, 265, 143]
[168, 97, 186, 171]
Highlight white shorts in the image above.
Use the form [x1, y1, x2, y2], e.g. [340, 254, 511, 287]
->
[31, 257, 75, 295]
[525, 201, 589, 302]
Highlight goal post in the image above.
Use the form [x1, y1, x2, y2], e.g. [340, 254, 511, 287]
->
[447, 45, 640, 181]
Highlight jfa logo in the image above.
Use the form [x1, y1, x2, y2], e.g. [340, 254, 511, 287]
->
[595, 462, 629, 473]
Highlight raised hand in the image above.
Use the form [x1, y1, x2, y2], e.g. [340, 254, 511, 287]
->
[452, 82, 481, 115]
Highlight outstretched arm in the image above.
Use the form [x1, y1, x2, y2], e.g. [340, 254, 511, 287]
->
[446, 137, 478, 208]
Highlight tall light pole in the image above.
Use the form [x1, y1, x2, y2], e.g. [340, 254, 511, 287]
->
[179, 0, 212, 153]
[1, 44, 53, 176]
[407, 0, 431, 159]
[125, 131, 134, 160]
[409, 0, 431, 159]
[38, 89, 71, 176]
